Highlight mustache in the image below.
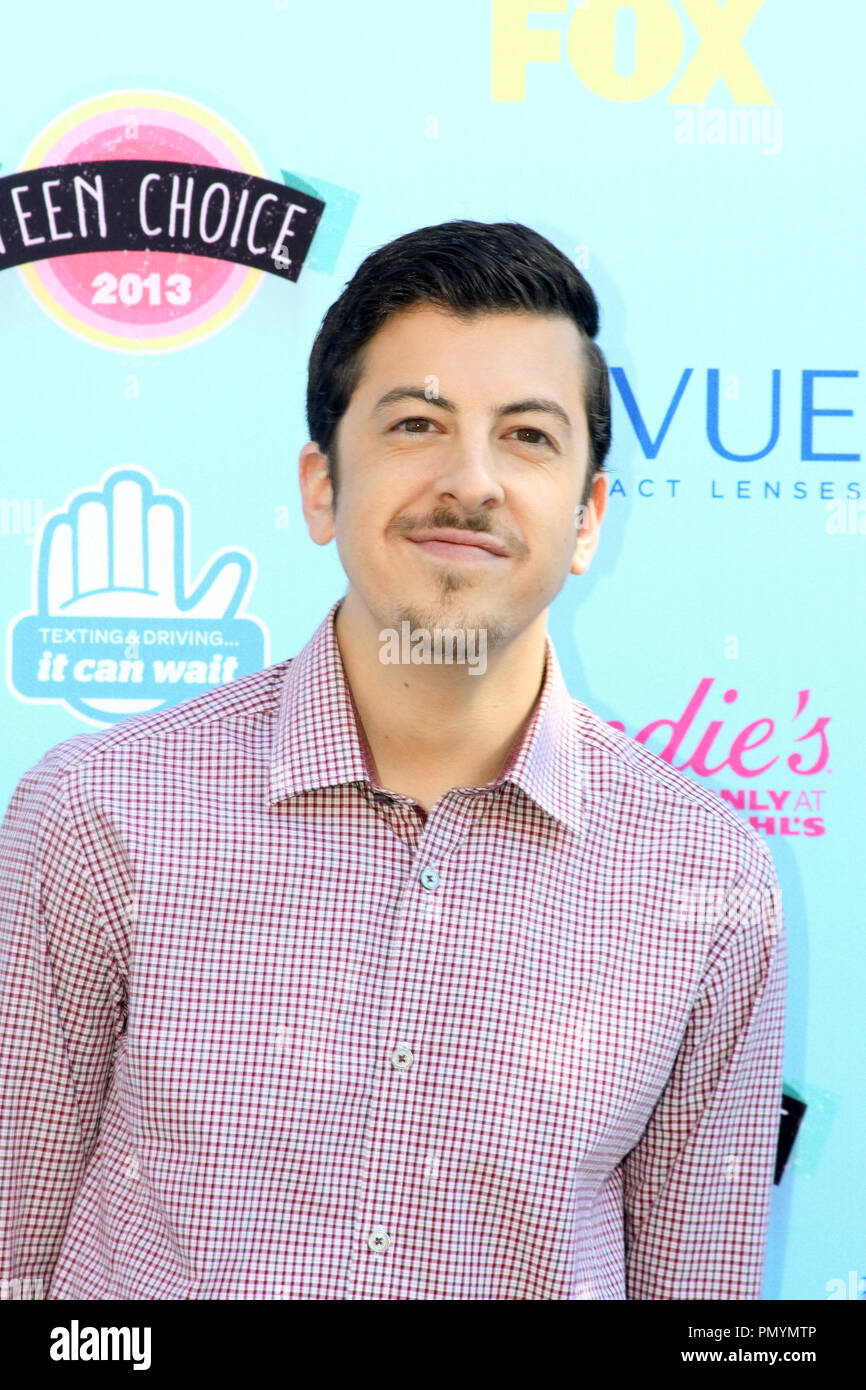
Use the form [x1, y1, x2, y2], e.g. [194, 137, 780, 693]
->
[391, 510, 526, 555]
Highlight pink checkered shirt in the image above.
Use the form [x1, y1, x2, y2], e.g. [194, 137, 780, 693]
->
[0, 598, 786, 1300]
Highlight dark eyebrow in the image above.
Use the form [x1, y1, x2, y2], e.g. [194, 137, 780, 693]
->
[496, 398, 572, 434]
[373, 386, 457, 415]
[372, 387, 572, 434]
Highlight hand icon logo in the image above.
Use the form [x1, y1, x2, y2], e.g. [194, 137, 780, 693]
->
[8, 467, 268, 725]
[40, 469, 251, 619]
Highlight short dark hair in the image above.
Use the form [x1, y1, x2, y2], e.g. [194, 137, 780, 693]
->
[305, 219, 611, 509]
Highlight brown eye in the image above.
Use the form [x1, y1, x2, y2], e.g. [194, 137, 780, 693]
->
[393, 417, 435, 433]
[512, 427, 553, 446]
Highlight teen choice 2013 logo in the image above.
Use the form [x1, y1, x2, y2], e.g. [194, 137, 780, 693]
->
[3, 90, 334, 352]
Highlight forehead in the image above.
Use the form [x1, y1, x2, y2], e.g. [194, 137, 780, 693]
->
[354, 304, 587, 401]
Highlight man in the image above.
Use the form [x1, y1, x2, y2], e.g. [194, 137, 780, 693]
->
[0, 220, 785, 1300]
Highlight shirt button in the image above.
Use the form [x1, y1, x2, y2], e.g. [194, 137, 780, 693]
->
[367, 1227, 391, 1254]
[419, 865, 440, 891]
[391, 1042, 414, 1070]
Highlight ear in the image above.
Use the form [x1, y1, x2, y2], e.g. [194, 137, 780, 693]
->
[570, 472, 608, 576]
[299, 441, 336, 545]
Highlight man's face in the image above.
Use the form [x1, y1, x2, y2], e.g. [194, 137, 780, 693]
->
[300, 304, 606, 652]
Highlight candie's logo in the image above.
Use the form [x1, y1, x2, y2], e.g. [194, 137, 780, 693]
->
[2, 90, 327, 351]
[492, 0, 772, 105]
[6, 467, 268, 725]
[610, 678, 831, 838]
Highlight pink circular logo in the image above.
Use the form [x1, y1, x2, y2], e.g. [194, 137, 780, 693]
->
[18, 90, 267, 352]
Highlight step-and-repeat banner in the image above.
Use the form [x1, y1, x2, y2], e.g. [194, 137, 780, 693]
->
[0, 1, 862, 1301]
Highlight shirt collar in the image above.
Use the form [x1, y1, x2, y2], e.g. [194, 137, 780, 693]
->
[268, 598, 581, 836]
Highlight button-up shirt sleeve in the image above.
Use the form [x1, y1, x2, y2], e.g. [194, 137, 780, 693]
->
[620, 840, 787, 1300]
[0, 755, 124, 1300]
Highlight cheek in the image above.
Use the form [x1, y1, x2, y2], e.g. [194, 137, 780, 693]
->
[517, 491, 576, 553]
[335, 492, 392, 567]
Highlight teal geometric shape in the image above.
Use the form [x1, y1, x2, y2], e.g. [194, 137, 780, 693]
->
[281, 169, 359, 275]
[782, 1077, 841, 1178]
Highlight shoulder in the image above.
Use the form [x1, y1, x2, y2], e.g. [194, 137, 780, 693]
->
[11, 658, 294, 795]
[569, 695, 777, 887]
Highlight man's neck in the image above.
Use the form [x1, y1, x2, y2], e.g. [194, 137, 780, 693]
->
[333, 591, 548, 810]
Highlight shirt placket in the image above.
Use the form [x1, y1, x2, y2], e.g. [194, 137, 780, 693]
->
[342, 790, 484, 1300]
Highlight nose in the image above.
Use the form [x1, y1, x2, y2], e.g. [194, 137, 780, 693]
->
[433, 435, 506, 513]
